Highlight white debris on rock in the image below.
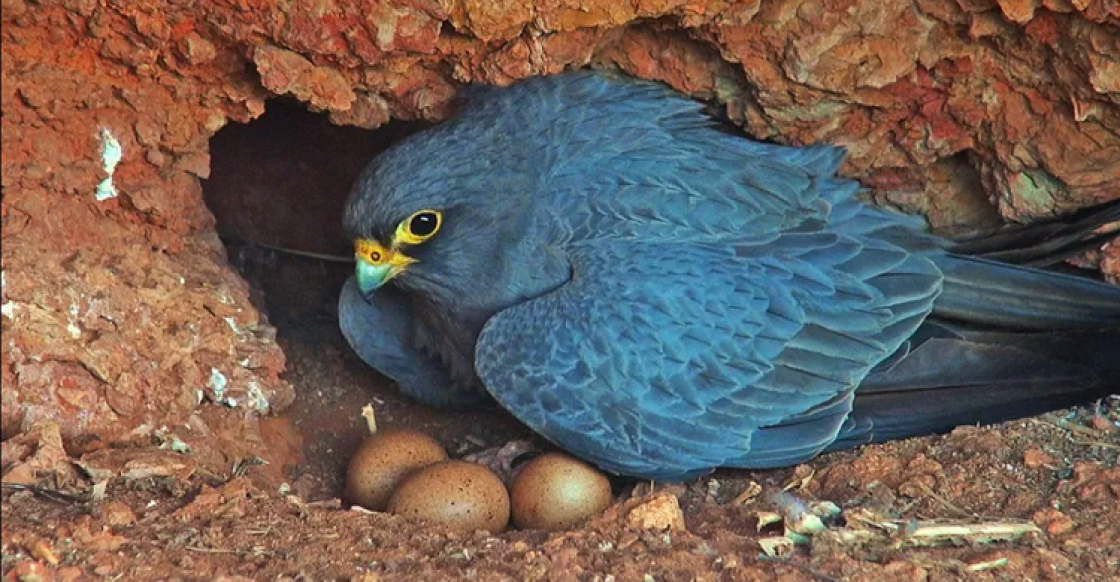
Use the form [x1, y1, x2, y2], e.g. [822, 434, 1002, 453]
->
[95, 128, 123, 201]
[66, 302, 81, 339]
[1, 271, 15, 320]
[208, 367, 229, 402]
[244, 380, 270, 414]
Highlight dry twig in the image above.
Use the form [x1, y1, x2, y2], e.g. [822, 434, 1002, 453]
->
[824, 519, 1040, 550]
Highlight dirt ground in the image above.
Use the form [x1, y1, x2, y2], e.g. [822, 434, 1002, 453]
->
[3, 306, 1118, 581]
[4, 103, 1120, 582]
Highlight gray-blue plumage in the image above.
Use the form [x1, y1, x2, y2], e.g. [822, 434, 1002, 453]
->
[339, 71, 1120, 480]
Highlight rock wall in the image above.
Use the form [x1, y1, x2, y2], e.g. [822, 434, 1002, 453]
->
[2, 0, 1118, 466]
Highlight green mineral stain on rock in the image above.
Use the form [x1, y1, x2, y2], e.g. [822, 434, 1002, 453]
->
[771, 101, 850, 123]
[713, 74, 743, 105]
[1009, 168, 1065, 214]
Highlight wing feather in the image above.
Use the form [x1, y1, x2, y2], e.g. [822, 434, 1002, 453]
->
[475, 238, 940, 479]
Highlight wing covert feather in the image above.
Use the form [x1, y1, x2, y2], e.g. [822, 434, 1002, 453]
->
[475, 238, 941, 479]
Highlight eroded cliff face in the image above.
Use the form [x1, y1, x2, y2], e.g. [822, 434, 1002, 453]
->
[2, 0, 1118, 470]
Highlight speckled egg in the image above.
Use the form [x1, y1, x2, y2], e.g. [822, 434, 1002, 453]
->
[344, 430, 448, 511]
[510, 453, 613, 531]
[387, 460, 510, 533]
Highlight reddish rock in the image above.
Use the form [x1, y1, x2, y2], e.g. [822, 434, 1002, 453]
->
[1101, 239, 1120, 283]
[2, 0, 1117, 479]
[880, 561, 929, 582]
[77, 448, 199, 482]
[1023, 448, 1060, 469]
[1067, 462, 1120, 503]
[171, 478, 257, 522]
[1033, 508, 1077, 535]
[54, 567, 83, 582]
[254, 46, 357, 113]
[945, 426, 1012, 457]
[625, 493, 688, 531]
[69, 516, 129, 553]
[98, 500, 138, 527]
[4, 560, 55, 582]
[0, 421, 80, 488]
[817, 450, 907, 498]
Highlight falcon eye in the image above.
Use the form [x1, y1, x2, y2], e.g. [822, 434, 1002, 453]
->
[396, 209, 443, 245]
[410, 212, 439, 237]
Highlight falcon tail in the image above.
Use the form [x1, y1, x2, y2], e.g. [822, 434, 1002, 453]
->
[946, 198, 1120, 268]
[833, 201, 1120, 449]
[833, 324, 1119, 449]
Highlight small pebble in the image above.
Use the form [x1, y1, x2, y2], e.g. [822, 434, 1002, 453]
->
[626, 493, 686, 531]
[1023, 448, 1058, 469]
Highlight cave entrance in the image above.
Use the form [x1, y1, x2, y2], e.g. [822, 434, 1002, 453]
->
[202, 101, 530, 499]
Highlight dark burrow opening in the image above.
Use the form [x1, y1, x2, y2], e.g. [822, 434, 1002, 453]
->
[202, 101, 532, 500]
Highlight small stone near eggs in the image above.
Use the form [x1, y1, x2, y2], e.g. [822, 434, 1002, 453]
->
[344, 430, 448, 511]
[388, 460, 511, 533]
[510, 452, 612, 531]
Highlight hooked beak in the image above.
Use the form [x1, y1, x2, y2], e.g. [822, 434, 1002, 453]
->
[354, 239, 415, 297]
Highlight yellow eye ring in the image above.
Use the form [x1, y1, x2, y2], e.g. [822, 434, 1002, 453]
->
[395, 209, 442, 246]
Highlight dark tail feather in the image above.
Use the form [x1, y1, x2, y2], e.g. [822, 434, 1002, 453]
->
[830, 202, 1120, 450]
[831, 323, 1120, 450]
[946, 199, 1120, 267]
[932, 197, 1120, 330]
[837, 198, 1120, 447]
[932, 254, 1120, 330]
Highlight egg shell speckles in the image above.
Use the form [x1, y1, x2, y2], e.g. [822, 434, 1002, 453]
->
[510, 453, 613, 531]
[344, 430, 448, 511]
[387, 460, 511, 533]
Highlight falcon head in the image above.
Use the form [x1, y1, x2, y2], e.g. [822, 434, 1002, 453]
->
[341, 104, 571, 319]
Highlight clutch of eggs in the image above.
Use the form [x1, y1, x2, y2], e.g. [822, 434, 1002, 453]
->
[345, 430, 613, 532]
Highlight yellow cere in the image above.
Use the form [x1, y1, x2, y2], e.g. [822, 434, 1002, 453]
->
[354, 209, 441, 272]
[355, 238, 390, 265]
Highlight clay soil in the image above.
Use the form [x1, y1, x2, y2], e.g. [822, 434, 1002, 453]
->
[4, 316, 1119, 581]
[4, 102, 1120, 582]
